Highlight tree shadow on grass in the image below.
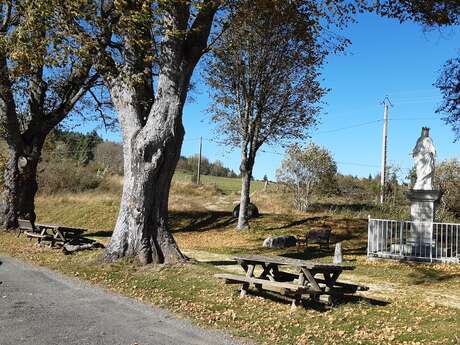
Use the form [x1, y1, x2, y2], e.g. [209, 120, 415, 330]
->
[242, 289, 388, 312]
[334, 294, 389, 307]
[310, 203, 374, 213]
[200, 260, 238, 266]
[282, 248, 333, 261]
[170, 211, 236, 233]
[86, 230, 113, 237]
[404, 264, 460, 285]
[264, 216, 327, 231]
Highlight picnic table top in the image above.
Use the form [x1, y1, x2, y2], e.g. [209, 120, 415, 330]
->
[233, 255, 355, 271]
[36, 223, 86, 233]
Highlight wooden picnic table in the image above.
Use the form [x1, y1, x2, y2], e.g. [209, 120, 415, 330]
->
[215, 254, 368, 311]
[20, 219, 86, 247]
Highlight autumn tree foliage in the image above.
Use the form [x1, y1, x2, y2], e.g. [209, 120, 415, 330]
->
[436, 57, 460, 139]
[204, 0, 356, 229]
[0, 1, 107, 228]
[276, 143, 337, 211]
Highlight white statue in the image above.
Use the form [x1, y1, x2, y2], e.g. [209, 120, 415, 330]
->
[412, 127, 435, 190]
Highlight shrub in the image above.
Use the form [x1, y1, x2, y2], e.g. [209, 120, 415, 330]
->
[94, 141, 123, 175]
[38, 159, 103, 194]
[276, 143, 337, 211]
[435, 158, 460, 217]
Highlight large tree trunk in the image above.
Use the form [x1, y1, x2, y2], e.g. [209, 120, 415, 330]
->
[237, 169, 251, 230]
[1, 145, 20, 229]
[17, 151, 41, 224]
[101, 0, 218, 264]
[0, 54, 21, 230]
[104, 85, 187, 265]
[1, 131, 45, 228]
[237, 157, 255, 230]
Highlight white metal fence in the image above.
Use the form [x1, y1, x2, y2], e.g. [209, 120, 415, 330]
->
[368, 217, 460, 263]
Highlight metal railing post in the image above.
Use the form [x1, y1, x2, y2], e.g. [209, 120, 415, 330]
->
[367, 215, 371, 257]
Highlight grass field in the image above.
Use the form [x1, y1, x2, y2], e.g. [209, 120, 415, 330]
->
[173, 171, 270, 195]
[1, 182, 460, 345]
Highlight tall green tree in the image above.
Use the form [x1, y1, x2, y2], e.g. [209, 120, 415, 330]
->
[204, 0, 355, 229]
[0, 0, 107, 228]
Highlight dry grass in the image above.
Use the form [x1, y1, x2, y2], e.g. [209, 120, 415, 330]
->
[1, 230, 460, 345]
[3, 182, 460, 344]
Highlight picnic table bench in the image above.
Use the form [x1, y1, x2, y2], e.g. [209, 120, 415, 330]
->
[19, 219, 86, 247]
[215, 254, 368, 311]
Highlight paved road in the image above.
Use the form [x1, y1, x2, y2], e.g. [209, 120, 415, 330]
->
[0, 256, 241, 345]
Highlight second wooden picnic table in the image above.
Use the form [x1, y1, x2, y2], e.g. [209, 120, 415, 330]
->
[23, 220, 86, 247]
[216, 254, 368, 310]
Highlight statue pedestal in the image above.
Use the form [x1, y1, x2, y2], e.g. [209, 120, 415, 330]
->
[406, 190, 441, 246]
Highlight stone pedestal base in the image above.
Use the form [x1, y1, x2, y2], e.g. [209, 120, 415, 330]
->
[406, 190, 441, 246]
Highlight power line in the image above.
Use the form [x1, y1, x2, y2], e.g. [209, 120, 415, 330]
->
[389, 117, 439, 121]
[259, 149, 387, 169]
[314, 119, 382, 135]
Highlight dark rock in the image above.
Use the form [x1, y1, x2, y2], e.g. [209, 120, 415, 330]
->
[232, 203, 260, 218]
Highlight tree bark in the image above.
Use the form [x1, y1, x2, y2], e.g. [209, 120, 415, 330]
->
[1, 145, 20, 229]
[1, 127, 46, 227]
[237, 157, 254, 230]
[103, 84, 187, 265]
[237, 169, 251, 230]
[17, 143, 43, 224]
[0, 54, 21, 230]
[101, 1, 218, 264]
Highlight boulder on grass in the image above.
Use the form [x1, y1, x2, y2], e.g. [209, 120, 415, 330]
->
[263, 235, 298, 249]
[232, 203, 259, 218]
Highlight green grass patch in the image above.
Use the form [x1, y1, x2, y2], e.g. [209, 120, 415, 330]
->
[1, 231, 460, 345]
[3, 189, 460, 345]
[173, 171, 268, 195]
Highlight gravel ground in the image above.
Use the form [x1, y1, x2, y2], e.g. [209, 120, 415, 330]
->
[0, 256, 242, 345]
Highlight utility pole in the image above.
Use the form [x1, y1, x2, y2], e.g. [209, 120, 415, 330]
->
[380, 97, 392, 204]
[197, 136, 202, 185]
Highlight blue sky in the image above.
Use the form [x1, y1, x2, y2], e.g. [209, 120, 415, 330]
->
[83, 12, 460, 181]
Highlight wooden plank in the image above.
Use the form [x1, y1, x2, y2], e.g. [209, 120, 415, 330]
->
[240, 264, 254, 297]
[18, 219, 34, 231]
[300, 268, 322, 292]
[259, 263, 277, 281]
[215, 273, 306, 292]
[53, 228, 67, 242]
[36, 223, 86, 234]
[24, 231, 52, 240]
[234, 255, 354, 271]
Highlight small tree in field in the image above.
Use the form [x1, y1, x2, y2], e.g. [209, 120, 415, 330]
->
[276, 143, 337, 211]
[435, 158, 460, 218]
[205, 0, 352, 229]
